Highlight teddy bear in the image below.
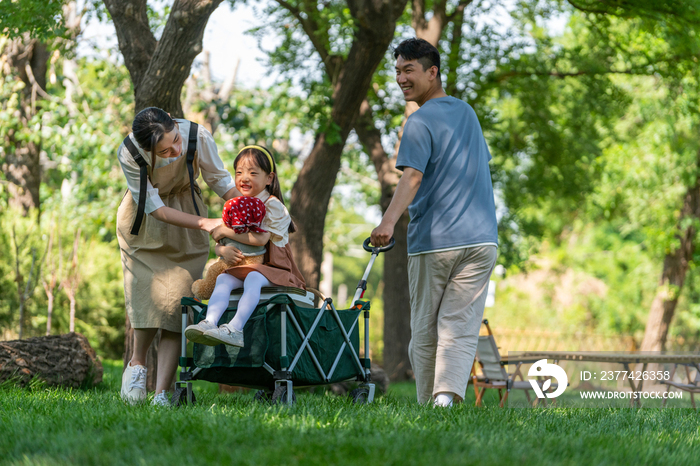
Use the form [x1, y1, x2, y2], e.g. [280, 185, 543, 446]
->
[191, 196, 267, 300]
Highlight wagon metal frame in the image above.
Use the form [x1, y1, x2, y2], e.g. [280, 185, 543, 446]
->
[173, 238, 394, 406]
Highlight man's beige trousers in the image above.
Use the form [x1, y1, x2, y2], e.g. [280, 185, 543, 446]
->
[407, 245, 497, 404]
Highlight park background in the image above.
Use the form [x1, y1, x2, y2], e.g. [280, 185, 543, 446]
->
[1, 0, 700, 387]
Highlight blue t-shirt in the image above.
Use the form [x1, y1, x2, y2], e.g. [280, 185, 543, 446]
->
[396, 96, 498, 255]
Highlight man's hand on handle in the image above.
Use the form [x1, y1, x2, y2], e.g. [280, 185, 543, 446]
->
[371, 222, 395, 248]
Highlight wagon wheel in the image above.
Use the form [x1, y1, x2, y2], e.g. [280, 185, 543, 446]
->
[171, 386, 196, 407]
[271, 385, 296, 405]
[254, 389, 272, 404]
[350, 387, 369, 404]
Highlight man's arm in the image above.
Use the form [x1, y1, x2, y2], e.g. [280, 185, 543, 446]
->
[370, 167, 423, 247]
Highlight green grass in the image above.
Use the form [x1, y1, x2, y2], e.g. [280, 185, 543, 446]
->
[1, 360, 699, 466]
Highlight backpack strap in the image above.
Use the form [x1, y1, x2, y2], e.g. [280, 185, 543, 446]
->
[123, 122, 201, 236]
[186, 122, 201, 217]
[122, 136, 149, 235]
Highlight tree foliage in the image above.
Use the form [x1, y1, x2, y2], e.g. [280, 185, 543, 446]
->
[3, 0, 700, 356]
[0, 0, 66, 40]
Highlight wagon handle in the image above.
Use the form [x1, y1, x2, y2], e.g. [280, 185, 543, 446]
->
[353, 237, 395, 302]
[363, 237, 395, 254]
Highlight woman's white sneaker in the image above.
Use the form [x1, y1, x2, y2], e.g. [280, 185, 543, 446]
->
[120, 363, 147, 404]
[152, 390, 170, 407]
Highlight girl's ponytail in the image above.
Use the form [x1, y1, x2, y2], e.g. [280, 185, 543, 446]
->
[267, 173, 297, 233]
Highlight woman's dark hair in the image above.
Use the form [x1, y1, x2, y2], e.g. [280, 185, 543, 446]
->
[234, 146, 297, 233]
[132, 107, 176, 156]
[393, 38, 441, 78]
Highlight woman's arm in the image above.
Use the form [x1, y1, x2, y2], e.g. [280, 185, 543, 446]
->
[196, 125, 241, 200]
[222, 186, 242, 201]
[150, 206, 222, 232]
[210, 224, 270, 246]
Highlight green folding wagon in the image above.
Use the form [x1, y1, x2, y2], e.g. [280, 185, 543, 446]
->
[173, 238, 394, 406]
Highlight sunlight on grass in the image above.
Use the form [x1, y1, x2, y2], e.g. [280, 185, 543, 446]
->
[1, 360, 699, 465]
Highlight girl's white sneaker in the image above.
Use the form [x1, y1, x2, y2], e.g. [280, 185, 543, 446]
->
[184, 320, 219, 345]
[203, 325, 244, 347]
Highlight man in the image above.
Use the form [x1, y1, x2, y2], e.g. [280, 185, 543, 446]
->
[371, 38, 498, 407]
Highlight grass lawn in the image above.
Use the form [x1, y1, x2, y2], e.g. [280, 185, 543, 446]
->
[1, 360, 699, 465]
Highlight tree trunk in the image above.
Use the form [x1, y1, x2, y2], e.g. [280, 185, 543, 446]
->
[290, 133, 345, 289]
[640, 158, 700, 351]
[46, 294, 54, 336]
[42, 225, 61, 337]
[354, 100, 413, 379]
[104, 0, 225, 116]
[18, 301, 26, 341]
[0, 333, 103, 388]
[287, 0, 408, 289]
[349, 4, 462, 379]
[380, 214, 412, 378]
[13, 237, 41, 341]
[0, 34, 49, 214]
[69, 298, 76, 333]
[444, 3, 467, 96]
[62, 229, 81, 334]
[105, 0, 226, 378]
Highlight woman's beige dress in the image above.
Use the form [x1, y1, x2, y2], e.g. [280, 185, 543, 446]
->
[116, 140, 209, 333]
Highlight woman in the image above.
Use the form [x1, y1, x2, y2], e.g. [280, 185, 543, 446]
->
[116, 107, 242, 406]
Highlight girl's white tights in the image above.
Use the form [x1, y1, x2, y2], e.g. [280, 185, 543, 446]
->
[204, 272, 271, 332]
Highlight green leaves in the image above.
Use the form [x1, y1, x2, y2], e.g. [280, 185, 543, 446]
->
[0, 0, 66, 39]
[478, 1, 700, 266]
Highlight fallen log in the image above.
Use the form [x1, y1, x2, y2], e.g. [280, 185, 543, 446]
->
[0, 333, 103, 388]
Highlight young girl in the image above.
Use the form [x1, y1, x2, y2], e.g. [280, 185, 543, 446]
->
[184, 145, 305, 347]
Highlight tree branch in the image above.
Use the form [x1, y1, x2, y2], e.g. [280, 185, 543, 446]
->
[412, 0, 452, 45]
[567, 0, 700, 28]
[103, 0, 156, 91]
[446, 0, 472, 23]
[132, 0, 225, 115]
[445, 2, 466, 96]
[275, 0, 338, 78]
[412, 0, 427, 31]
[354, 99, 400, 211]
[24, 63, 53, 101]
[494, 67, 655, 83]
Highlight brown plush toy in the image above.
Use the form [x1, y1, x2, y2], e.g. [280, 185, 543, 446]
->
[191, 197, 267, 300]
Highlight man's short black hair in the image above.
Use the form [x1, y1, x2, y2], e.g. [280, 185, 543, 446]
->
[393, 38, 441, 77]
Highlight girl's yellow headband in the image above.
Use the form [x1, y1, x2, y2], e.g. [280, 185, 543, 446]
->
[238, 145, 275, 173]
